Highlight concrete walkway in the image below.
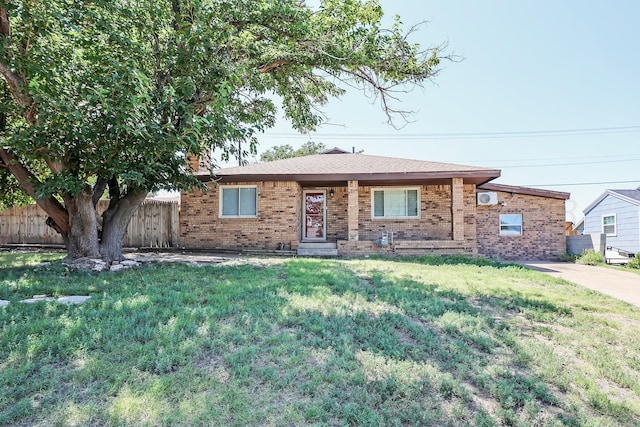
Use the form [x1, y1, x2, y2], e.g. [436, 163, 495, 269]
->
[519, 261, 640, 307]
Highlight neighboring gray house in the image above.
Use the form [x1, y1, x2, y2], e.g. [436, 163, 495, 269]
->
[583, 188, 640, 255]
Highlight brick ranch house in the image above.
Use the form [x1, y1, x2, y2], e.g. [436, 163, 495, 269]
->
[180, 150, 569, 260]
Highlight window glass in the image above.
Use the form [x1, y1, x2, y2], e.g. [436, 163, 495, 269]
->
[221, 186, 257, 217]
[222, 188, 239, 216]
[500, 214, 522, 236]
[603, 215, 616, 235]
[372, 188, 419, 218]
[384, 190, 406, 217]
[239, 188, 257, 216]
[407, 190, 418, 216]
[373, 191, 384, 217]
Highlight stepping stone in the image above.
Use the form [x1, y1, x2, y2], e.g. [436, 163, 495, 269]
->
[0, 300, 9, 308]
[120, 260, 139, 267]
[21, 295, 55, 304]
[57, 296, 91, 304]
[110, 264, 125, 272]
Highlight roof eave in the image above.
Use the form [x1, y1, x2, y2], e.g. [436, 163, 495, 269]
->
[583, 190, 640, 215]
[479, 183, 570, 200]
[609, 191, 640, 207]
[198, 170, 501, 185]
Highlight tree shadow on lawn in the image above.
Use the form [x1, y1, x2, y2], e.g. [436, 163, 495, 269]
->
[275, 258, 637, 426]
[0, 261, 104, 301]
[277, 268, 563, 424]
[0, 261, 292, 425]
[1, 258, 638, 426]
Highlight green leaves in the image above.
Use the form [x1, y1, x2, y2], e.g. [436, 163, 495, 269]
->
[1, 0, 445, 202]
[260, 141, 328, 162]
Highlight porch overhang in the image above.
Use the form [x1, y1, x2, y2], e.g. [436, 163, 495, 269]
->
[200, 169, 501, 186]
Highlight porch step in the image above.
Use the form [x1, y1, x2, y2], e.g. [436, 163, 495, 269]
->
[605, 250, 631, 265]
[297, 242, 338, 257]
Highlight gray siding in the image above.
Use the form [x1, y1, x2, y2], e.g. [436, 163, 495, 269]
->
[584, 194, 640, 252]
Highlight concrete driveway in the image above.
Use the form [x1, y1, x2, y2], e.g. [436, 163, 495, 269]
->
[519, 261, 640, 307]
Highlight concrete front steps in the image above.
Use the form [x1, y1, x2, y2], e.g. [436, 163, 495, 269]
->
[605, 249, 632, 265]
[297, 242, 339, 257]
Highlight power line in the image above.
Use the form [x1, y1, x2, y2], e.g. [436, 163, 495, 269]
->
[445, 153, 640, 164]
[524, 180, 640, 188]
[262, 124, 640, 140]
[497, 158, 640, 169]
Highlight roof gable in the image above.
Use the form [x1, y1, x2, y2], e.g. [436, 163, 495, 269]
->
[583, 189, 640, 215]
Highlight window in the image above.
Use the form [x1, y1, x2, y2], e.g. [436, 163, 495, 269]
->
[220, 186, 257, 217]
[372, 188, 419, 218]
[499, 214, 522, 236]
[602, 214, 616, 236]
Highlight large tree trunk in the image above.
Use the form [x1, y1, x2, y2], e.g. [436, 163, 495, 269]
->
[65, 189, 101, 260]
[52, 187, 147, 264]
[100, 189, 148, 262]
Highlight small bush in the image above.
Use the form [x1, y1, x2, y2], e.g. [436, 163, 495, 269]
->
[576, 249, 603, 266]
[557, 253, 578, 263]
[627, 254, 640, 269]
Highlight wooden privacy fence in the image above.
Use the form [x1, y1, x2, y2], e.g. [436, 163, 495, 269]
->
[0, 200, 179, 248]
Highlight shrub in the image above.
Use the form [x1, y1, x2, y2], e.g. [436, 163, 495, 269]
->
[576, 249, 603, 266]
[557, 253, 578, 263]
[627, 254, 640, 269]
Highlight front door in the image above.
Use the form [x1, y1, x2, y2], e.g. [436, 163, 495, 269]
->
[303, 190, 326, 240]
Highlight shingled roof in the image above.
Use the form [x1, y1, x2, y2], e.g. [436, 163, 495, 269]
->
[204, 153, 501, 185]
[610, 189, 640, 203]
[479, 183, 570, 200]
[584, 187, 640, 214]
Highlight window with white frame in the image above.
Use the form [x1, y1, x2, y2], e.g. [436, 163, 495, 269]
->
[602, 214, 616, 236]
[220, 186, 257, 217]
[372, 188, 419, 218]
[499, 214, 522, 236]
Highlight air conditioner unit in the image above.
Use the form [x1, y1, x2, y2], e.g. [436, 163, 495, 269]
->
[477, 192, 498, 206]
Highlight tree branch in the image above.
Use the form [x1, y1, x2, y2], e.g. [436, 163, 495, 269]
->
[92, 177, 108, 207]
[258, 60, 291, 74]
[0, 147, 70, 232]
[0, 7, 10, 37]
[107, 177, 121, 209]
[0, 7, 37, 124]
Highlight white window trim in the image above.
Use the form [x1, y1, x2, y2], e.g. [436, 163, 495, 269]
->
[371, 187, 421, 219]
[219, 185, 258, 218]
[499, 213, 523, 236]
[602, 213, 617, 237]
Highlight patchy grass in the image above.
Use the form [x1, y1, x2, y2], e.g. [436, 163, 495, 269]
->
[0, 250, 65, 268]
[2, 253, 640, 426]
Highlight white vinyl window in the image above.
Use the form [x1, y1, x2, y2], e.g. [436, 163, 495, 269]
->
[372, 188, 419, 218]
[499, 214, 522, 236]
[602, 214, 616, 236]
[220, 186, 257, 217]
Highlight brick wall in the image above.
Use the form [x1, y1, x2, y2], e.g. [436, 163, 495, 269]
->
[326, 186, 349, 241]
[180, 181, 301, 250]
[464, 184, 478, 249]
[180, 180, 484, 254]
[476, 191, 566, 260]
[356, 185, 455, 241]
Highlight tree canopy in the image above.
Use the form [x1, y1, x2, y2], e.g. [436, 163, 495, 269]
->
[0, 0, 447, 262]
[260, 141, 329, 161]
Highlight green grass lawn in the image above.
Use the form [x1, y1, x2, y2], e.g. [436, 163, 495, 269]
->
[2, 253, 640, 426]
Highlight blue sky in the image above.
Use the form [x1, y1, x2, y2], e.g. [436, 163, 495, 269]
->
[251, 0, 640, 223]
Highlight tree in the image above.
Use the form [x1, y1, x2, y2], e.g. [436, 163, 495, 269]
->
[260, 141, 328, 162]
[0, 0, 447, 264]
